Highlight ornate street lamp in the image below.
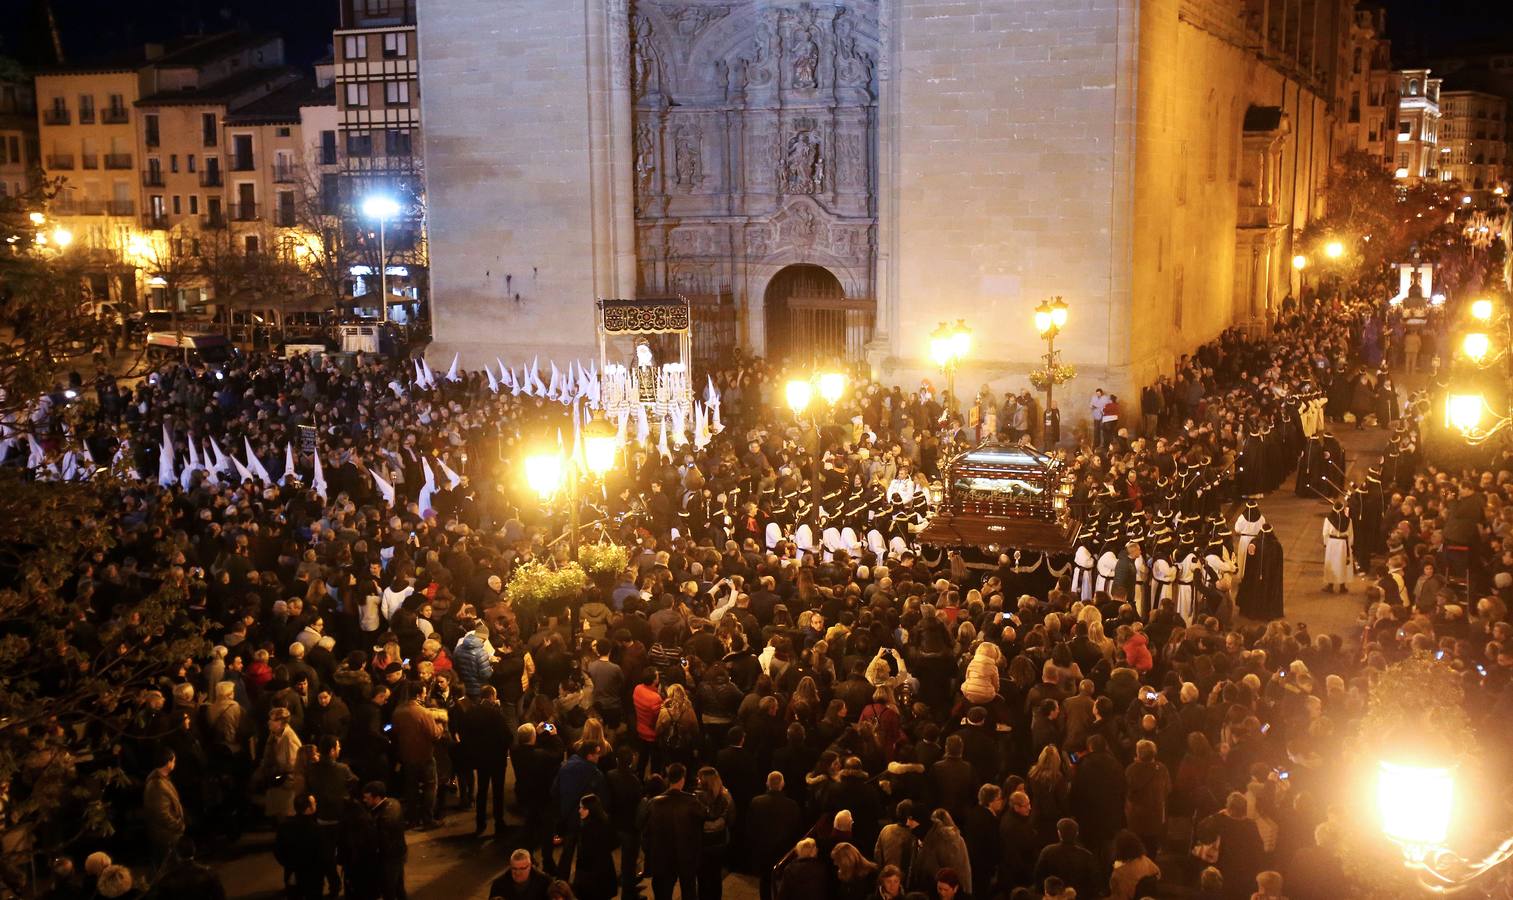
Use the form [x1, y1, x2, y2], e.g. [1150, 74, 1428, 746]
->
[1032, 296, 1070, 446]
[786, 369, 847, 529]
[929, 319, 971, 409]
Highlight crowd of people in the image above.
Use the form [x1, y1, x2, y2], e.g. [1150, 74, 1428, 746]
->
[7, 288, 1512, 900]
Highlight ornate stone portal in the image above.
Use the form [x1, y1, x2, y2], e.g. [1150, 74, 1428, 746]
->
[630, 1, 878, 356]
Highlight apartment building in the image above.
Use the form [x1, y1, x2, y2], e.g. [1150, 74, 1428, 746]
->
[1393, 69, 1442, 183]
[334, 0, 424, 307]
[0, 77, 37, 200]
[1439, 89, 1509, 202]
[34, 53, 147, 273]
[1332, 3, 1399, 170]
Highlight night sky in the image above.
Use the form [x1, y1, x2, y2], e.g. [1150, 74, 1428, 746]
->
[0, 0, 1509, 73]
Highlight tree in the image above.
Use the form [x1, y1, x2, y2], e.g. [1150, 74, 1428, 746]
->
[0, 186, 208, 862]
[285, 153, 359, 309]
[0, 181, 114, 425]
[1300, 150, 1463, 286]
[128, 224, 200, 343]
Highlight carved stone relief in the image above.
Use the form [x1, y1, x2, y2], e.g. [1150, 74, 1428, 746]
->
[787, 6, 821, 90]
[783, 119, 824, 195]
[634, 121, 656, 209]
[631, 13, 663, 98]
[833, 7, 874, 92]
[659, 4, 732, 44]
[674, 124, 703, 188]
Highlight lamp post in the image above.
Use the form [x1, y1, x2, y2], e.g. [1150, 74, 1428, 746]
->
[1033, 296, 1069, 447]
[929, 319, 972, 414]
[1373, 754, 1513, 893]
[1292, 254, 1309, 301]
[1441, 296, 1513, 445]
[524, 409, 618, 631]
[786, 369, 847, 530]
[361, 195, 400, 324]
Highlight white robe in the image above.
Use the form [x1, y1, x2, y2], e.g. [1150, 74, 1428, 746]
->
[1072, 545, 1097, 601]
[1175, 553, 1198, 623]
[1150, 558, 1176, 609]
[765, 521, 784, 550]
[1233, 513, 1266, 580]
[1095, 551, 1118, 595]
[1322, 517, 1353, 585]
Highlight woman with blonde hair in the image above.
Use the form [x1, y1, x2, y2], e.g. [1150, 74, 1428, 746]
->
[830, 842, 880, 900]
[655, 683, 699, 770]
[960, 642, 1001, 706]
[1027, 744, 1071, 846]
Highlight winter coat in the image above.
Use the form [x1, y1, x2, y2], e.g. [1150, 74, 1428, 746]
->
[1123, 758, 1172, 837]
[453, 632, 494, 697]
[914, 821, 972, 894]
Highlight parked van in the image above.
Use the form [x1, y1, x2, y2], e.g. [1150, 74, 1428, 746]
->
[145, 331, 233, 365]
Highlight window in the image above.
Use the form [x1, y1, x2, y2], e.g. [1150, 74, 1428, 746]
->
[385, 80, 410, 105]
[344, 35, 368, 60]
[78, 94, 95, 123]
[202, 113, 218, 147]
[172, 195, 181, 214]
[277, 126, 291, 137]
[245, 235, 260, 255]
[320, 130, 337, 165]
[346, 131, 373, 156]
[1407, 79, 1419, 96]
[383, 32, 408, 58]
[231, 134, 254, 171]
[189, 195, 199, 214]
[345, 83, 370, 107]
[187, 154, 197, 173]
[145, 113, 160, 147]
[320, 173, 340, 214]
[1353, 48, 1362, 74]
[151, 195, 165, 217]
[170, 154, 179, 173]
[366, 0, 389, 15]
[6, 137, 16, 164]
[385, 129, 412, 156]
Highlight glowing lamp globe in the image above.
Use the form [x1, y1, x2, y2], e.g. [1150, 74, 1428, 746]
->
[1324, 240, 1345, 260]
[1445, 393, 1484, 436]
[1462, 332, 1491, 364]
[524, 452, 564, 500]
[582, 415, 618, 477]
[786, 379, 813, 415]
[1470, 298, 1494, 322]
[1377, 760, 1453, 848]
[817, 372, 846, 406]
[1292, 254, 1308, 271]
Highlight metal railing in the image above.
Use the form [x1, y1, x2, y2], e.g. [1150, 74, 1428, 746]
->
[143, 212, 170, 230]
[81, 154, 99, 170]
[104, 153, 133, 170]
[230, 155, 256, 172]
[43, 109, 70, 126]
[201, 211, 228, 229]
[45, 154, 74, 170]
[101, 108, 129, 124]
[200, 170, 223, 187]
[272, 165, 298, 184]
[229, 202, 259, 221]
[142, 170, 165, 187]
[107, 200, 135, 216]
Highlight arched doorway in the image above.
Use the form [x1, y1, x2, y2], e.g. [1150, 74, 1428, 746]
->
[763, 264, 872, 363]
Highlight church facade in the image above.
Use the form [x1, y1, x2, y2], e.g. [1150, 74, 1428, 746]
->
[418, 0, 1358, 422]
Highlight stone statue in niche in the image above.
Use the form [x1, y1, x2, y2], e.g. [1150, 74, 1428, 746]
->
[784, 125, 823, 195]
[791, 205, 818, 244]
[631, 14, 659, 97]
[674, 126, 703, 188]
[839, 132, 864, 185]
[833, 8, 874, 87]
[746, 227, 771, 259]
[750, 18, 777, 86]
[714, 59, 729, 100]
[790, 25, 819, 89]
[634, 122, 656, 201]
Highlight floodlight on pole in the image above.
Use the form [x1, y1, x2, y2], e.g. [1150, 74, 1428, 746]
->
[362, 195, 401, 324]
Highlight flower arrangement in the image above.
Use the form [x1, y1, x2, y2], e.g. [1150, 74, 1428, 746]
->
[506, 559, 588, 616]
[577, 542, 631, 579]
[1028, 363, 1077, 392]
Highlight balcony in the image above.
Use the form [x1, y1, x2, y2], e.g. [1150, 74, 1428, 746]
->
[107, 200, 135, 216]
[142, 170, 165, 187]
[104, 153, 132, 170]
[201, 210, 227, 229]
[78, 109, 95, 125]
[43, 109, 70, 126]
[229, 202, 259, 221]
[143, 212, 171, 230]
[230, 155, 255, 172]
[53, 199, 106, 216]
[101, 108, 129, 124]
[81, 153, 99, 170]
[272, 165, 298, 183]
[273, 209, 297, 227]
[199, 170, 223, 187]
[45, 154, 74, 170]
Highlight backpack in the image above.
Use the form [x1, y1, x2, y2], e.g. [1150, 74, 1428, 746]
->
[656, 708, 690, 749]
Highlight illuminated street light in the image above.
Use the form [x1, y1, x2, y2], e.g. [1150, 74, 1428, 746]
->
[1033, 297, 1070, 446]
[28, 212, 45, 226]
[785, 379, 813, 415]
[52, 227, 73, 249]
[1291, 254, 1308, 271]
[1461, 332, 1491, 364]
[524, 451, 565, 500]
[1470, 298, 1494, 322]
[817, 371, 846, 406]
[1377, 759, 1454, 850]
[361, 195, 401, 324]
[1324, 240, 1345, 259]
[582, 413, 617, 478]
